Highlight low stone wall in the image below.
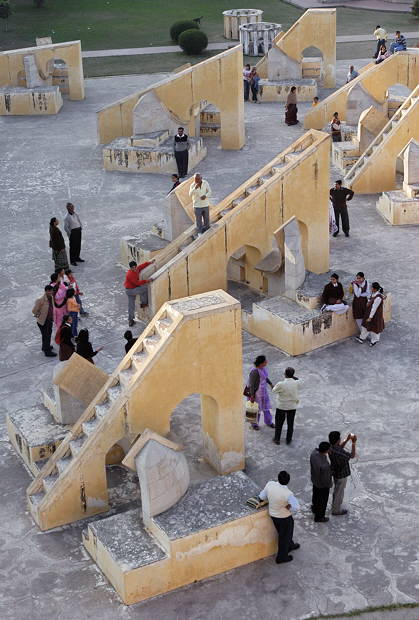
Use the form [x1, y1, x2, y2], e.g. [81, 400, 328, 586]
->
[0, 86, 63, 115]
[223, 9, 263, 40]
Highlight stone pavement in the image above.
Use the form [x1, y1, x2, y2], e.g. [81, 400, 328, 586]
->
[81, 33, 419, 58]
[0, 59, 418, 620]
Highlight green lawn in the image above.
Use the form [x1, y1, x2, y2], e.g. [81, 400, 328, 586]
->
[1, 0, 418, 53]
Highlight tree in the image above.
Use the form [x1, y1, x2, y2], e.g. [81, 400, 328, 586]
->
[412, 0, 419, 17]
[178, 29, 208, 55]
[0, 1, 12, 32]
[33, 0, 45, 7]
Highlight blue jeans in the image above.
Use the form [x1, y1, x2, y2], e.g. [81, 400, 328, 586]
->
[390, 43, 405, 53]
[69, 311, 78, 337]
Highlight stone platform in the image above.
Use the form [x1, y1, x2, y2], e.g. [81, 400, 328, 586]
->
[0, 85, 63, 115]
[83, 471, 276, 605]
[259, 78, 317, 102]
[377, 191, 419, 226]
[103, 135, 206, 174]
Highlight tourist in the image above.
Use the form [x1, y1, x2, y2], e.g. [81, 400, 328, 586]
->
[76, 328, 102, 364]
[189, 173, 212, 235]
[346, 65, 359, 83]
[50, 271, 69, 329]
[329, 180, 354, 237]
[124, 330, 137, 354]
[375, 45, 390, 64]
[272, 367, 300, 445]
[246, 355, 275, 431]
[310, 441, 332, 523]
[373, 25, 387, 58]
[64, 203, 84, 266]
[328, 431, 357, 516]
[57, 314, 75, 361]
[173, 127, 189, 178]
[168, 173, 180, 193]
[124, 258, 155, 327]
[321, 273, 345, 306]
[285, 87, 298, 125]
[49, 217, 69, 272]
[250, 67, 261, 103]
[243, 63, 251, 101]
[351, 271, 370, 329]
[258, 471, 300, 564]
[66, 288, 80, 337]
[390, 31, 407, 54]
[32, 285, 57, 357]
[312, 96, 319, 107]
[355, 282, 385, 347]
[330, 112, 342, 142]
[65, 269, 88, 316]
[321, 300, 348, 314]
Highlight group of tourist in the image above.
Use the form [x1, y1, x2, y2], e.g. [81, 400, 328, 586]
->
[373, 26, 407, 58]
[243, 63, 262, 103]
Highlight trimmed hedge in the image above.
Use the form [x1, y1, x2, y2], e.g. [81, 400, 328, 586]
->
[178, 29, 208, 55]
[170, 20, 199, 43]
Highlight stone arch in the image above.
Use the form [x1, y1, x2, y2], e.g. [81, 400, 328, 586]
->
[301, 45, 324, 84]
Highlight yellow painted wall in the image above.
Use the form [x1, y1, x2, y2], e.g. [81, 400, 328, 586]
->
[97, 46, 245, 150]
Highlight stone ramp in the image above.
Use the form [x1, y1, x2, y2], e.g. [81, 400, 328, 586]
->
[25, 291, 244, 531]
[345, 86, 419, 194]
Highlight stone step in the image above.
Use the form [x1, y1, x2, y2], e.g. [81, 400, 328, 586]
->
[82, 416, 101, 436]
[42, 473, 59, 493]
[95, 401, 111, 418]
[107, 384, 122, 401]
[29, 490, 46, 506]
[56, 455, 73, 474]
[69, 435, 86, 457]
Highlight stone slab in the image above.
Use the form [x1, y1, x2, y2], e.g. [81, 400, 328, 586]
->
[259, 78, 317, 102]
[154, 471, 260, 540]
[88, 509, 167, 571]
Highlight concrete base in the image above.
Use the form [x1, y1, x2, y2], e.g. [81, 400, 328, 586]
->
[377, 191, 419, 225]
[0, 85, 63, 115]
[119, 233, 171, 269]
[7, 406, 69, 476]
[200, 105, 221, 137]
[83, 471, 276, 605]
[259, 79, 317, 102]
[103, 136, 207, 174]
[332, 141, 360, 171]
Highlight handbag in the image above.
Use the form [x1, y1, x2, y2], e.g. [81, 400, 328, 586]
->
[245, 400, 259, 423]
[243, 385, 250, 397]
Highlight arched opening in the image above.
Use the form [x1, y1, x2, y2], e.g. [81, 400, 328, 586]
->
[386, 83, 412, 119]
[227, 244, 272, 311]
[301, 46, 324, 84]
[168, 394, 217, 482]
[48, 58, 69, 95]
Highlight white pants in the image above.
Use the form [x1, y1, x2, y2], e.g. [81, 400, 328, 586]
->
[356, 318, 363, 329]
[359, 326, 380, 343]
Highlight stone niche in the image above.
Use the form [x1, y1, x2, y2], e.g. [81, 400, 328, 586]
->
[223, 9, 263, 40]
[239, 21, 282, 56]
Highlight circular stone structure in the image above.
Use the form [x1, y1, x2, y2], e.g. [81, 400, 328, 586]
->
[223, 9, 263, 40]
[239, 21, 282, 56]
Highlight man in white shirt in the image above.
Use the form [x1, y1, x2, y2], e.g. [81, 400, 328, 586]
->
[373, 25, 387, 58]
[64, 203, 84, 266]
[259, 470, 300, 564]
[188, 173, 212, 235]
[272, 367, 300, 445]
[346, 65, 359, 83]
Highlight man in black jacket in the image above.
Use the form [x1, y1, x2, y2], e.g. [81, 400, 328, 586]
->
[310, 442, 332, 522]
[329, 180, 354, 237]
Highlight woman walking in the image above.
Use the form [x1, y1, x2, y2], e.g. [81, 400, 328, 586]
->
[250, 67, 261, 103]
[355, 282, 385, 347]
[246, 355, 275, 431]
[57, 314, 75, 361]
[50, 271, 68, 329]
[76, 329, 103, 364]
[285, 87, 298, 125]
[49, 217, 69, 272]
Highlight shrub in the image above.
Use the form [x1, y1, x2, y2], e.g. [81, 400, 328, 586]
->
[170, 20, 199, 43]
[178, 29, 208, 55]
[0, 1, 12, 31]
[412, 0, 419, 17]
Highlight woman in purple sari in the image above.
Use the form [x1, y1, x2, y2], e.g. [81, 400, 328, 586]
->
[247, 355, 275, 431]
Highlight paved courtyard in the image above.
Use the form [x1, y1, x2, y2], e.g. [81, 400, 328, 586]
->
[0, 60, 418, 620]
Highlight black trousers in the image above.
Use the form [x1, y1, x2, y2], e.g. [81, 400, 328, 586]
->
[243, 79, 250, 101]
[333, 205, 350, 234]
[274, 409, 296, 442]
[174, 150, 188, 178]
[38, 317, 53, 353]
[69, 227, 82, 262]
[251, 85, 258, 102]
[271, 515, 294, 561]
[311, 486, 330, 520]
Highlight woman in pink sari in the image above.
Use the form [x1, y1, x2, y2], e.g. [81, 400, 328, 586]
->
[50, 271, 68, 329]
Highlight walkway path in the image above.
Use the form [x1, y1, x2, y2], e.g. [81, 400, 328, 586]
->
[82, 33, 419, 58]
[284, 0, 413, 12]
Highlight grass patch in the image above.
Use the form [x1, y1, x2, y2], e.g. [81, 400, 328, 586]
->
[310, 601, 419, 619]
[1, 0, 418, 53]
